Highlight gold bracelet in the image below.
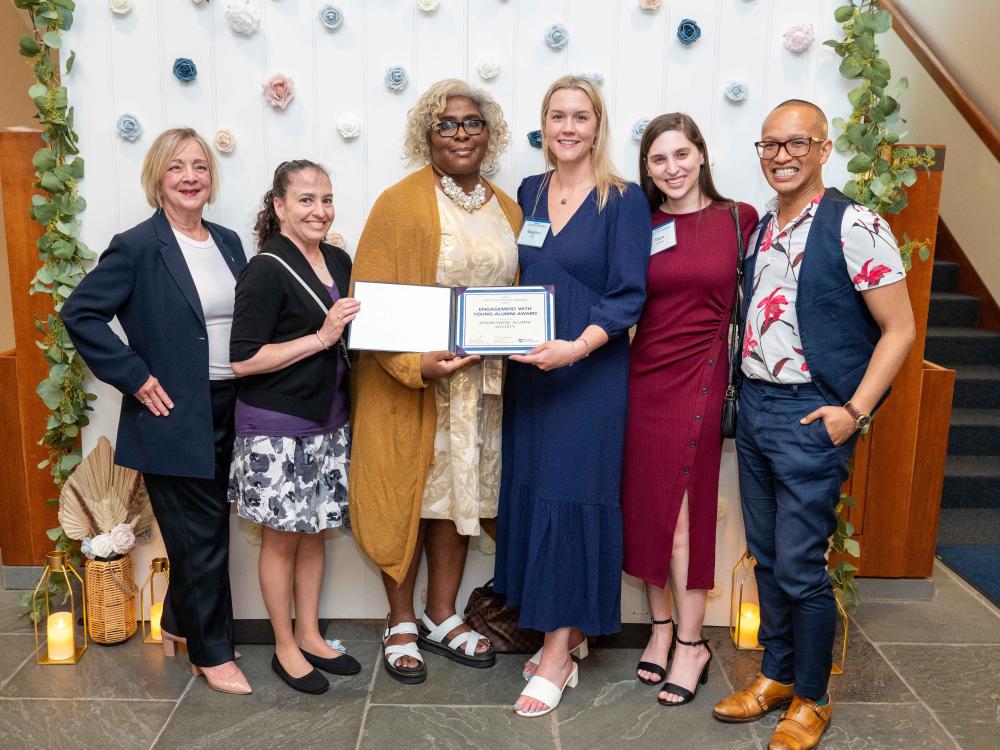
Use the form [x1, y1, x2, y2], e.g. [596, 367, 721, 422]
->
[569, 339, 577, 366]
[315, 330, 329, 349]
[578, 337, 591, 358]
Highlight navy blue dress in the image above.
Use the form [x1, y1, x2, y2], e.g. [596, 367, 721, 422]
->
[494, 173, 651, 635]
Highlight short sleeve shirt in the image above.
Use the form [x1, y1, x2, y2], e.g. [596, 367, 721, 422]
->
[740, 193, 906, 383]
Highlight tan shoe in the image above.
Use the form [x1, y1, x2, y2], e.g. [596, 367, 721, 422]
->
[713, 673, 794, 723]
[768, 696, 831, 750]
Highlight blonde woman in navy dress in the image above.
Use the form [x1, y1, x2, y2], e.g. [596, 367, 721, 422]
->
[494, 75, 651, 717]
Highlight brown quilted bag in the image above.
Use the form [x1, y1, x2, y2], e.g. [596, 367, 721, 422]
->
[463, 579, 544, 654]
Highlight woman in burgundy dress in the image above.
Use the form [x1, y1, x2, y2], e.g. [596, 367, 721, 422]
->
[622, 114, 758, 706]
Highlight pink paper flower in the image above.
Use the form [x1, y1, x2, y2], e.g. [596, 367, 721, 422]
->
[639, 0, 661, 10]
[262, 74, 295, 110]
[783, 23, 815, 54]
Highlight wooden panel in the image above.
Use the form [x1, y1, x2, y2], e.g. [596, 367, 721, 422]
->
[0, 130, 59, 562]
[903, 361, 954, 578]
[934, 217, 1000, 334]
[858, 146, 944, 578]
[0, 350, 32, 564]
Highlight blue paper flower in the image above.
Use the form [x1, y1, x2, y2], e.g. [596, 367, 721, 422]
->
[544, 23, 568, 50]
[632, 118, 650, 142]
[116, 113, 142, 142]
[172, 57, 198, 84]
[676, 18, 701, 46]
[725, 81, 748, 103]
[527, 130, 543, 148]
[384, 65, 408, 92]
[578, 71, 604, 85]
[81, 537, 94, 559]
[319, 5, 343, 30]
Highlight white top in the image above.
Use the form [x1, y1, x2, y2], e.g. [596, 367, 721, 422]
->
[741, 193, 907, 384]
[173, 229, 236, 380]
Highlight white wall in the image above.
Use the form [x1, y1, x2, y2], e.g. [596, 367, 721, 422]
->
[66, 0, 861, 624]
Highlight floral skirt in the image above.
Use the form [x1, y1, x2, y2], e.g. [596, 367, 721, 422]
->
[228, 425, 350, 533]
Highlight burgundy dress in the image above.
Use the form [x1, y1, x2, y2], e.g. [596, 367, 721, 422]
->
[622, 201, 759, 589]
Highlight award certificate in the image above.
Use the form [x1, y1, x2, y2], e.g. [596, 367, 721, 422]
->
[455, 286, 554, 355]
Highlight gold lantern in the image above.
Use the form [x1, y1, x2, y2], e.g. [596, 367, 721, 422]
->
[139, 557, 169, 643]
[729, 550, 763, 651]
[33, 550, 88, 664]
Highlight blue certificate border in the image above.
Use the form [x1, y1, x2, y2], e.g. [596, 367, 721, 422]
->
[455, 286, 554, 355]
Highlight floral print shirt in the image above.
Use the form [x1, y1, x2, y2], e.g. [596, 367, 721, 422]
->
[741, 192, 906, 383]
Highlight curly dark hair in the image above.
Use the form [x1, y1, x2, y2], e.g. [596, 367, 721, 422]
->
[253, 159, 328, 251]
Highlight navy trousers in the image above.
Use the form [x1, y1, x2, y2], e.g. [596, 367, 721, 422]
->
[736, 378, 858, 700]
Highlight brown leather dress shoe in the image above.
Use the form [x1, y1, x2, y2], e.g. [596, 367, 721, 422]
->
[768, 696, 831, 750]
[713, 673, 794, 723]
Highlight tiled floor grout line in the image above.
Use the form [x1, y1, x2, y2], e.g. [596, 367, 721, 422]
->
[0, 696, 180, 702]
[936, 559, 1000, 620]
[550, 711, 561, 750]
[874, 641, 1000, 647]
[367, 702, 525, 708]
[0, 645, 38, 693]
[353, 648, 381, 750]
[148, 675, 194, 750]
[851, 617, 963, 750]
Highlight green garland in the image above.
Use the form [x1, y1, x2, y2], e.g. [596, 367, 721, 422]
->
[15, 0, 94, 619]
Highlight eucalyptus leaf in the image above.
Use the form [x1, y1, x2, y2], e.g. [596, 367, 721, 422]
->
[19, 34, 40, 57]
[847, 153, 872, 173]
[42, 31, 61, 49]
[834, 4, 855, 23]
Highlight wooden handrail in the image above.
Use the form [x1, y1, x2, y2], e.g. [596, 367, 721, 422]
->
[881, 0, 1000, 162]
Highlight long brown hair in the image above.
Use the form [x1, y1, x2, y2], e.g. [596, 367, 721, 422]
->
[253, 159, 328, 251]
[638, 113, 728, 212]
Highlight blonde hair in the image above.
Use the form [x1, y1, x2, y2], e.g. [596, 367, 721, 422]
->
[403, 79, 510, 170]
[540, 75, 626, 211]
[140, 128, 219, 208]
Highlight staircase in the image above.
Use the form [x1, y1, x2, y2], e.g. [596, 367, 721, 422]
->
[925, 261, 1000, 510]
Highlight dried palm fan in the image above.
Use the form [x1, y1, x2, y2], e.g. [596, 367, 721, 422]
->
[58, 437, 153, 539]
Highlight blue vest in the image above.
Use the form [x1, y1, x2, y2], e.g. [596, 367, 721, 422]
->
[741, 188, 887, 407]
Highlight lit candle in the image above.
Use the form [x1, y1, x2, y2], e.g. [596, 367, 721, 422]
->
[46, 611, 75, 661]
[737, 602, 761, 649]
[149, 602, 163, 641]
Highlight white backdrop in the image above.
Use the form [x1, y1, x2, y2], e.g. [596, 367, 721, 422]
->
[64, 0, 855, 625]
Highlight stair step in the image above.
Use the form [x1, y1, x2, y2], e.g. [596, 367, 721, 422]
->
[952, 365, 1000, 410]
[932, 260, 960, 293]
[948, 409, 1000, 455]
[924, 327, 1000, 366]
[928, 292, 981, 328]
[942, 455, 1000, 508]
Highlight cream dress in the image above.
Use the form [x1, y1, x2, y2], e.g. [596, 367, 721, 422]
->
[419, 189, 518, 536]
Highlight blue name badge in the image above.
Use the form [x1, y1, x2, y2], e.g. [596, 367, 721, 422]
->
[518, 219, 551, 248]
[651, 220, 677, 255]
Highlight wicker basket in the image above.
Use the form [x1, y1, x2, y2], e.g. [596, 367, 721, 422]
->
[85, 553, 137, 644]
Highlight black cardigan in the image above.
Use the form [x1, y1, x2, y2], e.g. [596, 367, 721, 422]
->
[230, 233, 352, 420]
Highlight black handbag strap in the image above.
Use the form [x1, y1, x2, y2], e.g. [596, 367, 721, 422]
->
[726, 203, 746, 397]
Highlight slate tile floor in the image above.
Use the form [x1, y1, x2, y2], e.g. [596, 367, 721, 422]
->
[1, 561, 997, 750]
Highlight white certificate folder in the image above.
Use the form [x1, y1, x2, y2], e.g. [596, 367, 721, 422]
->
[348, 281, 555, 355]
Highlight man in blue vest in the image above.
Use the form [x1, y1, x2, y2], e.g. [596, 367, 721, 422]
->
[712, 100, 916, 750]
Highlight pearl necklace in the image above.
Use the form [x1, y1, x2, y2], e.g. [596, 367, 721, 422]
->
[440, 174, 487, 212]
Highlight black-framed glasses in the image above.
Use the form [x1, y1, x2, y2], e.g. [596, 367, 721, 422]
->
[431, 118, 486, 137]
[754, 136, 826, 159]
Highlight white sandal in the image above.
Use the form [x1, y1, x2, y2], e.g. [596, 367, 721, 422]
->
[515, 663, 579, 717]
[523, 638, 590, 680]
[382, 619, 426, 684]
[418, 613, 496, 668]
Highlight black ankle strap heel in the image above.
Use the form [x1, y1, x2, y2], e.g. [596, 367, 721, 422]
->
[658, 632, 712, 707]
[636, 617, 675, 686]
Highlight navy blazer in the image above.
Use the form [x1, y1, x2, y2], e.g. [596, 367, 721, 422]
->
[62, 210, 247, 479]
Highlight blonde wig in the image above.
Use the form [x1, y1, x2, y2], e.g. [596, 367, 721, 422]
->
[540, 75, 626, 211]
[403, 79, 510, 171]
[140, 128, 219, 209]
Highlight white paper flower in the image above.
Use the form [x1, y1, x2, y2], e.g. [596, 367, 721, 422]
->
[109, 523, 136, 555]
[116, 113, 142, 142]
[90, 533, 115, 559]
[384, 66, 409, 92]
[337, 115, 361, 139]
[109, 0, 133, 15]
[578, 71, 603, 85]
[544, 23, 568, 50]
[631, 117, 650, 142]
[783, 23, 815, 53]
[326, 231, 347, 249]
[418, 0, 440, 12]
[477, 56, 501, 81]
[225, 2, 261, 37]
[725, 81, 749, 103]
[319, 5, 344, 30]
[215, 129, 236, 154]
[639, 0, 661, 10]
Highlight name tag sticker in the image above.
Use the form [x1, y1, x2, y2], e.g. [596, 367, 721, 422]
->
[651, 220, 677, 255]
[518, 220, 551, 248]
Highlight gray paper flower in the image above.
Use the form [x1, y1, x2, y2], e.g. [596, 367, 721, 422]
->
[544, 23, 568, 50]
[677, 18, 701, 46]
[172, 57, 198, 84]
[725, 81, 748, 103]
[384, 65, 409, 92]
[116, 113, 142, 141]
[579, 71, 604, 85]
[527, 130, 543, 148]
[632, 118, 650, 142]
[319, 5, 344, 30]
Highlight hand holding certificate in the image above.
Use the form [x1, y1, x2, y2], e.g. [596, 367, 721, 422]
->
[348, 281, 555, 355]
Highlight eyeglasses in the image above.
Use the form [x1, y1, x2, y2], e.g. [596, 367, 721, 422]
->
[431, 118, 486, 137]
[754, 136, 826, 159]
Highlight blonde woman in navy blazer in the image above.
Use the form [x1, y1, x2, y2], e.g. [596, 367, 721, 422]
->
[62, 128, 250, 695]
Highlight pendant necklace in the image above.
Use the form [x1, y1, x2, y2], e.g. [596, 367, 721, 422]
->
[440, 174, 486, 212]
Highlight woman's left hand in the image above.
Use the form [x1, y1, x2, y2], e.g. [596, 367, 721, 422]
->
[509, 339, 577, 371]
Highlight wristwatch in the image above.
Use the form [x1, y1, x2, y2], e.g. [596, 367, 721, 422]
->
[844, 401, 872, 432]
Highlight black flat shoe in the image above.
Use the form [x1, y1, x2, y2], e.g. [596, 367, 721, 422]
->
[637, 617, 675, 686]
[657, 635, 712, 707]
[301, 647, 362, 676]
[271, 653, 329, 694]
